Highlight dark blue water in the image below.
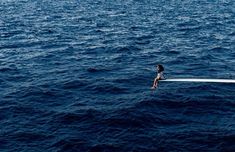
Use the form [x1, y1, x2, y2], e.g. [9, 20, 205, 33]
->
[1, 0, 235, 151]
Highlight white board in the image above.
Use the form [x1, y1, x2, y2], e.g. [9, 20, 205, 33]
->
[160, 79, 235, 83]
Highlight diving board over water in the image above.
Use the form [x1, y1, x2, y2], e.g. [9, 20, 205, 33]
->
[161, 79, 235, 83]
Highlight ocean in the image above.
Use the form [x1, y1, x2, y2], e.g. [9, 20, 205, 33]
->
[0, 0, 235, 151]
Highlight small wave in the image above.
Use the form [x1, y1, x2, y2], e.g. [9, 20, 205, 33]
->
[89, 83, 128, 94]
[51, 138, 88, 152]
[62, 79, 89, 89]
[133, 35, 154, 45]
[101, 116, 146, 128]
[9, 131, 52, 142]
[112, 45, 141, 53]
[0, 104, 51, 119]
[102, 106, 187, 128]
[228, 31, 235, 36]
[52, 109, 103, 125]
[89, 144, 121, 152]
[86, 67, 111, 73]
[209, 46, 231, 53]
[0, 66, 14, 72]
[135, 39, 151, 45]
[11, 86, 60, 101]
[0, 64, 18, 73]
[178, 26, 201, 32]
[220, 134, 235, 146]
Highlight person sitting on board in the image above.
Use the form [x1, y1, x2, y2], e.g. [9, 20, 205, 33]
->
[151, 64, 165, 89]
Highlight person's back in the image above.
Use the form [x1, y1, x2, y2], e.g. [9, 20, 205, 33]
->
[151, 64, 164, 89]
[157, 71, 165, 80]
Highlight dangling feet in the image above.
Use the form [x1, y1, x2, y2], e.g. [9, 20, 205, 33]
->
[151, 85, 157, 90]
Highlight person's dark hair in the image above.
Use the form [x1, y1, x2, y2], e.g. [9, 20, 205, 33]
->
[157, 64, 164, 72]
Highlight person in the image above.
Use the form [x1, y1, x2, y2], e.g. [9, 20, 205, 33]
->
[151, 64, 165, 89]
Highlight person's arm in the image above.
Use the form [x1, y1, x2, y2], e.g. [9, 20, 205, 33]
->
[151, 74, 161, 89]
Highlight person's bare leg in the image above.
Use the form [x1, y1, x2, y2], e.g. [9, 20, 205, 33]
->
[151, 78, 159, 89]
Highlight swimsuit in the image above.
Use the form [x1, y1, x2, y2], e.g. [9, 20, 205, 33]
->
[157, 72, 165, 80]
